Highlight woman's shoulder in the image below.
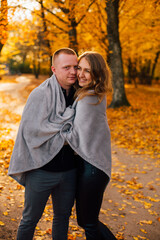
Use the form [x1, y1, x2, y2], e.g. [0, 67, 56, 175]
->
[80, 94, 106, 105]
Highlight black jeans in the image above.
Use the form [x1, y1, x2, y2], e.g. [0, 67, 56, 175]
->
[76, 157, 117, 240]
[17, 169, 77, 240]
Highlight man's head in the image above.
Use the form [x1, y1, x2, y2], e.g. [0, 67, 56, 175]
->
[51, 48, 78, 90]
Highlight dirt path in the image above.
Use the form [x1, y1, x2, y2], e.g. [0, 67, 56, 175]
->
[0, 76, 159, 240]
[0, 76, 31, 114]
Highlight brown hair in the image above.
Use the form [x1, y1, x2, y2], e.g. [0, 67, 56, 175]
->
[52, 48, 77, 66]
[75, 51, 112, 104]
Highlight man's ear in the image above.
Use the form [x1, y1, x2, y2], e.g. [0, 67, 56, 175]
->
[51, 66, 55, 73]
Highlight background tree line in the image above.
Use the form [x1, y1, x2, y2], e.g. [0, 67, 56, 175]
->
[0, 0, 160, 108]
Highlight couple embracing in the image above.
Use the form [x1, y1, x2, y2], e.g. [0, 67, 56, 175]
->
[8, 48, 117, 240]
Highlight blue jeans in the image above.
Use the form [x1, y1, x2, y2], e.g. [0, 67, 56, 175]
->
[17, 168, 77, 240]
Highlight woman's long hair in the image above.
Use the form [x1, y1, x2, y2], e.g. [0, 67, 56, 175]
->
[75, 51, 112, 104]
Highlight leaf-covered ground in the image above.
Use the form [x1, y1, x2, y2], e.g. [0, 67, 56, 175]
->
[0, 75, 159, 240]
[107, 85, 160, 160]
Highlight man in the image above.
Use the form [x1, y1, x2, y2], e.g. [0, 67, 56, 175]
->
[8, 48, 78, 240]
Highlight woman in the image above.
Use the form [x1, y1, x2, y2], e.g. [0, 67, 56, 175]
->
[65, 52, 117, 240]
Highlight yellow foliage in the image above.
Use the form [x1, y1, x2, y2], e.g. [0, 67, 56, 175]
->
[139, 220, 153, 225]
[3, 211, 8, 216]
[0, 0, 8, 47]
[120, 0, 160, 63]
[0, 220, 5, 226]
[107, 85, 160, 158]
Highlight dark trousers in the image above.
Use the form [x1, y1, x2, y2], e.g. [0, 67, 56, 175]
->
[17, 168, 77, 240]
[76, 157, 117, 240]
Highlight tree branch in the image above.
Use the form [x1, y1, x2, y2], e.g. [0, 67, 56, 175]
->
[35, 0, 68, 24]
[10, 5, 68, 33]
[77, 0, 96, 25]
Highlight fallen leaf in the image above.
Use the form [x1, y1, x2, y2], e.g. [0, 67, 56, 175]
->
[140, 228, 147, 234]
[0, 221, 5, 226]
[3, 211, 8, 216]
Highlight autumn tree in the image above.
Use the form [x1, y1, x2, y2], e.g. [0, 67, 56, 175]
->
[3, 16, 51, 77]
[38, 0, 52, 71]
[0, 0, 8, 54]
[79, 0, 130, 107]
[35, 0, 96, 54]
[76, 1, 109, 57]
[1, 0, 160, 85]
[105, 0, 130, 107]
[119, 0, 160, 85]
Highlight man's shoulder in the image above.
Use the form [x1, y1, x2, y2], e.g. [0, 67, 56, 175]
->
[31, 76, 53, 94]
[28, 79, 50, 101]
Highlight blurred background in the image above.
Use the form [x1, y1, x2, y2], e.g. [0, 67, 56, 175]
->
[0, 2, 160, 239]
[0, 0, 159, 84]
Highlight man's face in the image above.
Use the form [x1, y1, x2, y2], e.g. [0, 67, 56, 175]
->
[51, 53, 78, 89]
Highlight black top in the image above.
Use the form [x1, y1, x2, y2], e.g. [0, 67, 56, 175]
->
[40, 86, 76, 172]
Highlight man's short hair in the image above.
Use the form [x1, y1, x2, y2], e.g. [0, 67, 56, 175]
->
[52, 48, 77, 66]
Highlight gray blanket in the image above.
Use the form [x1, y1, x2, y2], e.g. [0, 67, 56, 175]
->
[8, 74, 111, 186]
[64, 95, 111, 179]
[8, 75, 74, 185]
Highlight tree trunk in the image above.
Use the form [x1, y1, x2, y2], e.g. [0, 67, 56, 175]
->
[40, 0, 52, 74]
[68, 16, 78, 54]
[0, 43, 3, 54]
[33, 55, 40, 79]
[105, 0, 130, 108]
[127, 58, 132, 84]
[151, 51, 160, 80]
[127, 58, 137, 88]
[146, 60, 152, 85]
[139, 59, 152, 85]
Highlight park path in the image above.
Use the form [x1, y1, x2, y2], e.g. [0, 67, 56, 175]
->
[0, 75, 31, 114]
[0, 75, 159, 240]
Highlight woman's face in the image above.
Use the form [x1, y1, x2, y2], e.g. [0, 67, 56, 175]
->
[77, 58, 92, 87]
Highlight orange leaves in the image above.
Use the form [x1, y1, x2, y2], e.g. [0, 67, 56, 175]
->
[139, 220, 153, 225]
[45, 228, 52, 234]
[111, 175, 144, 197]
[0, 139, 14, 151]
[116, 230, 125, 240]
[0, 109, 21, 123]
[120, 0, 160, 70]
[0, 138, 14, 171]
[0, 220, 5, 226]
[3, 211, 8, 216]
[0, 90, 22, 173]
[16, 184, 23, 190]
[111, 142, 160, 240]
[133, 237, 147, 240]
[68, 233, 76, 240]
[157, 217, 160, 222]
[34, 227, 52, 237]
[107, 85, 160, 159]
[0, 0, 8, 47]
[126, 178, 143, 190]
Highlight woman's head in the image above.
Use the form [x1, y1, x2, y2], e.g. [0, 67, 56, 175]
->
[76, 51, 112, 103]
